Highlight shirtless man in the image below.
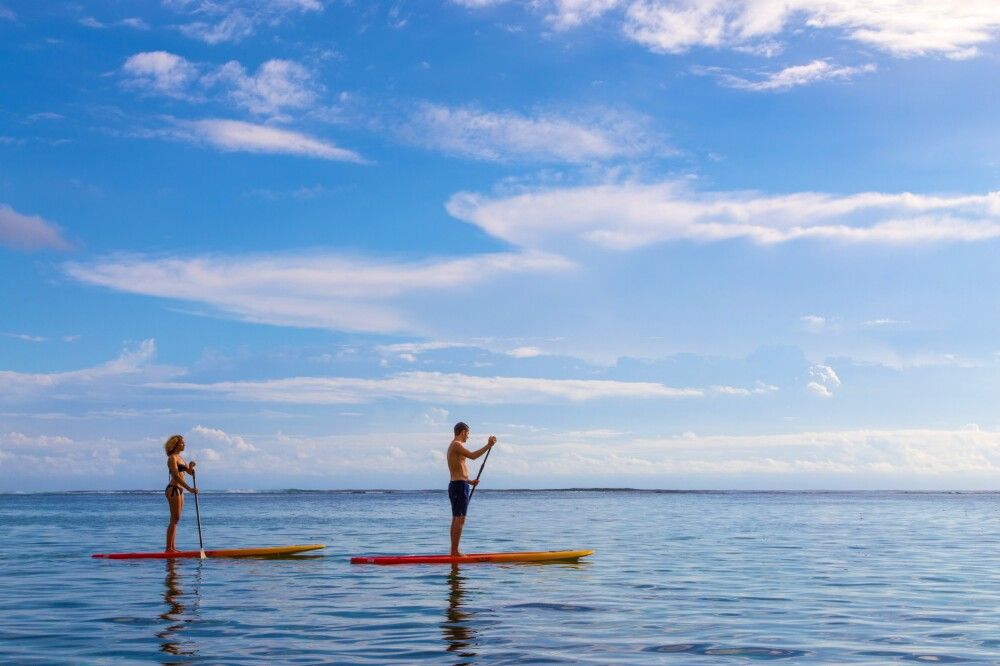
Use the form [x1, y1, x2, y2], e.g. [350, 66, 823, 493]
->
[447, 422, 496, 557]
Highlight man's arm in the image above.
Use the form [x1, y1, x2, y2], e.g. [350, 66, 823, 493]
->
[462, 436, 497, 460]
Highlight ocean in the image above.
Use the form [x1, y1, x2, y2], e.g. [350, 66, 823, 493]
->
[1, 490, 998, 664]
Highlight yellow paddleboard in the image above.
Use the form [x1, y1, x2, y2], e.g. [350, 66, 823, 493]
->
[93, 544, 325, 559]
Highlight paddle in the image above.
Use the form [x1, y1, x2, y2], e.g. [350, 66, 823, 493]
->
[191, 468, 206, 559]
[467, 439, 494, 504]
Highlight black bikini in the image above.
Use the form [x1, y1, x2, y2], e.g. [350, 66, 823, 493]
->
[165, 463, 189, 498]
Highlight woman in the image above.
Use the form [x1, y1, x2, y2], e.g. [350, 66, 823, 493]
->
[164, 435, 197, 552]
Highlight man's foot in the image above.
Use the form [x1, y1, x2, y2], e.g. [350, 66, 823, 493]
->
[165, 547, 178, 553]
[450, 551, 464, 558]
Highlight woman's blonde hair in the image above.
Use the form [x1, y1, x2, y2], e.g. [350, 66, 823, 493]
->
[164, 435, 184, 456]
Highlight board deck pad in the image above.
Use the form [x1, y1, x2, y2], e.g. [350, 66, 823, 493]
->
[92, 544, 325, 559]
[350, 549, 593, 565]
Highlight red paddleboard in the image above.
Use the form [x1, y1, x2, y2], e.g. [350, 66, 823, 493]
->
[351, 549, 592, 565]
[92, 544, 325, 559]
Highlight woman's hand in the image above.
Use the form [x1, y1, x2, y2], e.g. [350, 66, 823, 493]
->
[188, 460, 197, 470]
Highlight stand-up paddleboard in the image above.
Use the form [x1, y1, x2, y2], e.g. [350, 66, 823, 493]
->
[93, 544, 325, 559]
[351, 549, 592, 565]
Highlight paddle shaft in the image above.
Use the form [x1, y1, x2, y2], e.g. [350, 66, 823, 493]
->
[468, 445, 492, 503]
[191, 469, 205, 556]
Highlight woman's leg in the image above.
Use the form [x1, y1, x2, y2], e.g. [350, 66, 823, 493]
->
[166, 492, 183, 551]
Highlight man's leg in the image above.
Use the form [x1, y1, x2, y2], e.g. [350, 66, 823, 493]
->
[450, 516, 465, 556]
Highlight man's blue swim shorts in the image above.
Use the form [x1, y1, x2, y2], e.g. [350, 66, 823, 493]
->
[448, 480, 472, 517]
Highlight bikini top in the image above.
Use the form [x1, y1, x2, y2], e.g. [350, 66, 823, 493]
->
[168, 460, 188, 482]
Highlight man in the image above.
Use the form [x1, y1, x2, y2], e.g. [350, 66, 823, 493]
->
[447, 422, 496, 557]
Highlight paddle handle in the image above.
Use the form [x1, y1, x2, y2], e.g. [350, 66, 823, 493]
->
[468, 444, 492, 502]
[191, 469, 206, 558]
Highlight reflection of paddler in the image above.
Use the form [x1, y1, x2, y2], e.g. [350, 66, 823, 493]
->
[441, 566, 477, 661]
[157, 559, 196, 657]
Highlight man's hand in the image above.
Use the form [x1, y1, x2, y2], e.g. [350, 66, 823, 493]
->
[190, 487, 199, 494]
[469, 479, 480, 487]
[487, 435, 497, 447]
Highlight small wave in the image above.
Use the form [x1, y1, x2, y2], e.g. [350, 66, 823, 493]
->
[508, 602, 598, 613]
[645, 644, 807, 659]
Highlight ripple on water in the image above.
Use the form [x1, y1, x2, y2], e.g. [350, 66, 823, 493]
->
[856, 650, 970, 663]
[507, 602, 598, 612]
[645, 644, 808, 659]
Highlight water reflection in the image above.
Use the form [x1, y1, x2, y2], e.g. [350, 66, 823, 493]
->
[441, 566, 477, 664]
[157, 559, 199, 659]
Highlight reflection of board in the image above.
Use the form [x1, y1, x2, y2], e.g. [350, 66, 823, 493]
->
[351, 549, 593, 565]
[92, 544, 325, 559]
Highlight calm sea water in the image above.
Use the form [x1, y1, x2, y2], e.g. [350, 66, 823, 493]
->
[1, 490, 999, 664]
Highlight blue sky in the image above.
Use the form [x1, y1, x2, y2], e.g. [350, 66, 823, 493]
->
[2, 0, 1000, 491]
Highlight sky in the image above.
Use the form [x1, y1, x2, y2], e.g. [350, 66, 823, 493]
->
[1, 0, 1000, 491]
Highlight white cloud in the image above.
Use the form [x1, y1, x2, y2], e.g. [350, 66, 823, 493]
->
[500, 426, 1000, 479]
[201, 447, 222, 461]
[5, 333, 47, 343]
[190, 425, 257, 452]
[801, 315, 826, 332]
[507, 346, 545, 358]
[377, 341, 474, 361]
[806, 381, 833, 397]
[423, 406, 450, 426]
[456, 1, 1000, 61]
[447, 180, 1000, 251]
[0, 204, 72, 252]
[120, 17, 150, 30]
[1, 432, 74, 448]
[26, 112, 64, 122]
[65, 250, 572, 333]
[167, 119, 364, 162]
[712, 381, 778, 396]
[401, 103, 660, 163]
[149, 371, 705, 404]
[121, 53, 319, 119]
[180, 12, 255, 44]
[862, 318, 907, 327]
[624, 0, 1000, 60]
[0, 4, 15, 21]
[122, 51, 200, 99]
[0, 431, 124, 476]
[808, 363, 840, 397]
[203, 59, 318, 117]
[53, 425, 994, 484]
[81, 16, 151, 29]
[702, 59, 876, 91]
[545, 0, 622, 28]
[169, 0, 322, 44]
[0, 340, 175, 398]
